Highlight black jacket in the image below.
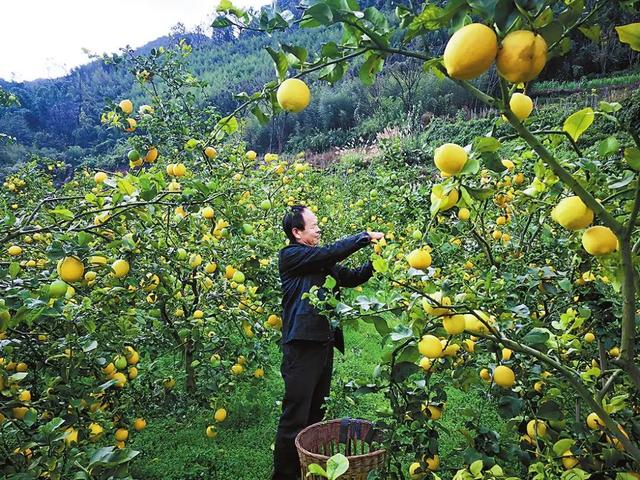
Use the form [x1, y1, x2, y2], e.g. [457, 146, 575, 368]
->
[278, 232, 374, 353]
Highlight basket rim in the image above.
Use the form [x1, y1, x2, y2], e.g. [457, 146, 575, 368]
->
[295, 418, 386, 462]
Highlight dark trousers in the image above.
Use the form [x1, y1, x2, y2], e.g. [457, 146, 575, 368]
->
[272, 340, 334, 480]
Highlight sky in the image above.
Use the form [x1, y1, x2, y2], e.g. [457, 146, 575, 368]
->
[0, 0, 272, 82]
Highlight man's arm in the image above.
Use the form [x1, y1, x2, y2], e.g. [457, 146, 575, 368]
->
[280, 232, 371, 275]
[330, 261, 374, 288]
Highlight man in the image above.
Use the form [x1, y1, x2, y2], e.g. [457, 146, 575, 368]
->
[271, 205, 384, 480]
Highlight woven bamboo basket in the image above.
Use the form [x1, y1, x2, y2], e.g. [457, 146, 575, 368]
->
[295, 418, 386, 480]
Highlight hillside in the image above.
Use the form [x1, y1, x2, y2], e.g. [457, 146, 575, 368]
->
[0, 0, 638, 176]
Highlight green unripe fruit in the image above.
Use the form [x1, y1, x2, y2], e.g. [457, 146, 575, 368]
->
[176, 248, 188, 260]
[114, 355, 127, 370]
[412, 230, 422, 241]
[49, 280, 68, 298]
[127, 150, 141, 162]
[232, 271, 245, 283]
[260, 200, 272, 210]
[242, 224, 254, 235]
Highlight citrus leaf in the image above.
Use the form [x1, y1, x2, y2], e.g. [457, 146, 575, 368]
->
[624, 147, 640, 171]
[553, 438, 575, 456]
[563, 107, 594, 142]
[615, 23, 640, 51]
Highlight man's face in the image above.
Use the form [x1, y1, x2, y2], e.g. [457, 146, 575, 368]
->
[293, 208, 321, 247]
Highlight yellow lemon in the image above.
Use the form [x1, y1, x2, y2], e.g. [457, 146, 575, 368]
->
[430, 184, 459, 212]
[418, 335, 443, 359]
[206, 426, 217, 438]
[407, 249, 432, 270]
[144, 147, 158, 163]
[526, 419, 547, 437]
[458, 208, 470, 221]
[582, 226, 618, 255]
[115, 428, 129, 442]
[442, 314, 466, 335]
[434, 143, 467, 175]
[584, 332, 595, 343]
[443, 23, 498, 80]
[119, 99, 133, 114]
[94, 171, 108, 183]
[134, 418, 147, 431]
[57, 256, 84, 282]
[214, 408, 227, 422]
[89, 422, 104, 442]
[509, 93, 534, 120]
[551, 196, 594, 230]
[202, 207, 214, 219]
[204, 146, 217, 159]
[586, 412, 604, 430]
[421, 292, 451, 317]
[496, 30, 548, 83]
[7, 245, 22, 256]
[111, 259, 130, 278]
[173, 163, 186, 177]
[561, 450, 579, 469]
[112, 372, 127, 388]
[246, 150, 257, 161]
[493, 365, 515, 388]
[277, 78, 311, 113]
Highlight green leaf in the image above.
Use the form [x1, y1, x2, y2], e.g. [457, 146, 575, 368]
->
[216, 115, 238, 135]
[616, 23, 640, 51]
[495, 0, 519, 31]
[117, 178, 136, 196]
[597, 136, 619, 157]
[578, 25, 601, 43]
[481, 152, 504, 172]
[465, 185, 496, 200]
[265, 47, 289, 81]
[308, 463, 328, 477]
[372, 256, 388, 274]
[470, 460, 484, 476]
[324, 276, 337, 289]
[598, 101, 622, 113]
[326, 453, 349, 480]
[362, 315, 390, 336]
[281, 44, 308, 64]
[184, 138, 200, 151]
[9, 262, 20, 278]
[553, 439, 575, 456]
[459, 157, 480, 175]
[608, 170, 635, 190]
[522, 327, 550, 349]
[251, 105, 270, 126]
[624, 147, 640, 171]
[301, 3, 334, 28]
[563, 107, 595, 142]
[473, 136, 501, 153]
[359, 55, 384, 86]
[49, 208, 74, 220]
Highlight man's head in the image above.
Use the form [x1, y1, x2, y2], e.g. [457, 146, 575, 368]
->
[282, 205, 321, 247]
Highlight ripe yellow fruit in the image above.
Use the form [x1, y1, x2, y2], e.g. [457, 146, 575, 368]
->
[534, 381, 544, 393]
[111, 259, 130, 278]
[57, 256, 84, 282]
[422, 404, 442, 420]
[112, 372, 127, 388]
[214, 408, 227, 422]
[418, 335, 443, 359]
[609, 346, 620, 357]
[89, 422, 104, 442]
[442, 315, 466, 335]
[502, 348, 513, 361]
[582, 226, 618, 256]
[443, 23, 498, 80]
[561, 450, 579, 469]
[458, 208, 470, 221]
[480, 368, 491, 381]
[128, 367, 138, 379]
[526, 419, 547, 438]
[422, 292, 451, 317]
[119, 99, 133, 114]
[124, 118, 137, 132]
[231, 363, 244, 375]
[409, 462, 422, 479]
[173, 163, 187, 177]
[586, 412, 604, 430]
[584, 332, 595, 343]
[115, 428, 129, 442]
[424, 455, 440, 471]
[204, 146, 217, 159]
[8, 245, 22, 256]
[434, 143, 468, 175]
[419, 357, 432, 371]
[202, 207, 214, 219]
[16, 362, 28, 372]
[94, 171, 108, 183]
[493, 365, 515, 388]
[145, 147, 158, 163]
[430, 185, 459, 211]
[12, 406, 29, 419]
[64, 427, 79, 446]
[551, 196, 594, 230]
[18, 390, 31, 402]
[133, 418, 147, 431]
[497, 30, 548, 83]
[206, 426, 218, 438]
[103, 363, 116, 375]
[246, 150, 257, 161]
[509, 93, 534, 121]
[407, 249, 432, 270]
[166, 164, 175, 176]
[277, 78, 311, 113]
[254, 367, 265, 378]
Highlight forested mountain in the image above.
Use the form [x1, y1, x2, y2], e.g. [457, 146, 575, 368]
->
[0, 0, 637, 175]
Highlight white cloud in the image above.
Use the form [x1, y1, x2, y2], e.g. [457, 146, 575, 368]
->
[0, 0, 272, 82]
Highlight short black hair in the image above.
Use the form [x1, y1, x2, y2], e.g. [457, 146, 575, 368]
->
[283, 205, 307, 243]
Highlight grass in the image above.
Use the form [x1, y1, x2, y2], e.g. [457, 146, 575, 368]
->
[128, 321, 509, 479]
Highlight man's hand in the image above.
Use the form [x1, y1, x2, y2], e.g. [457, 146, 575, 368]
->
[367, 231, 384, 243]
